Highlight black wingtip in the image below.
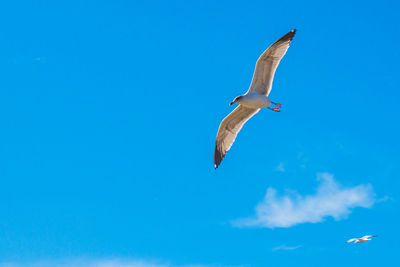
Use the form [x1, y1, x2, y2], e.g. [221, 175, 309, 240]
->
[288, 29, 296, 38]
[275, 29, 296, 44]
[214, 157, 221, 169]
[214, 145, 224, 169]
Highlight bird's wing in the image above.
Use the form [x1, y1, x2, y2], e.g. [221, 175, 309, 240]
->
[214, 105, 260, 168]
[361, 235, 375, 239]
[346, 238, 357, 243]
[247, 29, 296, 96]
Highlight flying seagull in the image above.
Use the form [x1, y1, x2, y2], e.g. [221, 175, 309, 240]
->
[214, 29, 296, 169]
[346, 235, 377, 244]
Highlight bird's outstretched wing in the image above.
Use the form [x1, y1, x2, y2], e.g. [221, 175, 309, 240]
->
[248, 29, 296, 96]
[362, 235, 376, 239]
[214, 105, 260, 168]
[346, 238, 357, 243]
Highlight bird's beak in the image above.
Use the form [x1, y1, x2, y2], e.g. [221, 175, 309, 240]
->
[229, 102, 234, 106]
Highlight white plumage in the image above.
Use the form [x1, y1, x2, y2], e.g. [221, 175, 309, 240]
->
[346, 235, 377, 243]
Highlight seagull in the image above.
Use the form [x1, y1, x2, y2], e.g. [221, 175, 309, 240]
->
[214, 29, 296, 169]
[346, 235, 377, 244]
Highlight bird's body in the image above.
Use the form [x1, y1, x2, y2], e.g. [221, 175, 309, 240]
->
[214, 29, 296, 169]
[233, 92, 272, 109]
[346, 235, 377, 244]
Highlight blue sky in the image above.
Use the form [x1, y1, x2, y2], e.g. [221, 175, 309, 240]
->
[0, 0, 399, 266]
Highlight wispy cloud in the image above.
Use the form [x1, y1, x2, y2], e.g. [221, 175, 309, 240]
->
[0, 259, 237, 267]
[272, 245, 302, 251]
[233, 173, 375, 228]
[0, 259, 166, 267]
[275, 162, 285, 172]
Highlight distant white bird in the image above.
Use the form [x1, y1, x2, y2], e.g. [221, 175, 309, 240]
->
[346, 235, 377, 244]
[214, 30, 296, 169]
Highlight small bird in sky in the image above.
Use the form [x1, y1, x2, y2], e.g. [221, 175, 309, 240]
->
[346, 235, 377, 244]
[214, 30, 296, 169]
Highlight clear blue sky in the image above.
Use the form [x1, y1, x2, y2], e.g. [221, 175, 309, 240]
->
[0, 0, 399, 266]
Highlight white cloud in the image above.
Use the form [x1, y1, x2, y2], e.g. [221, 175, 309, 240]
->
[0, 259, 234, 267]
[0, 259, 166, 267]
[272, 245, 302, 251]
[275, 162, 285, 172]
[233, 173, 375, 228]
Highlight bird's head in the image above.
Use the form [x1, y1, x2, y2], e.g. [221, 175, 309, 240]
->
[230, 96, 243, 106]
